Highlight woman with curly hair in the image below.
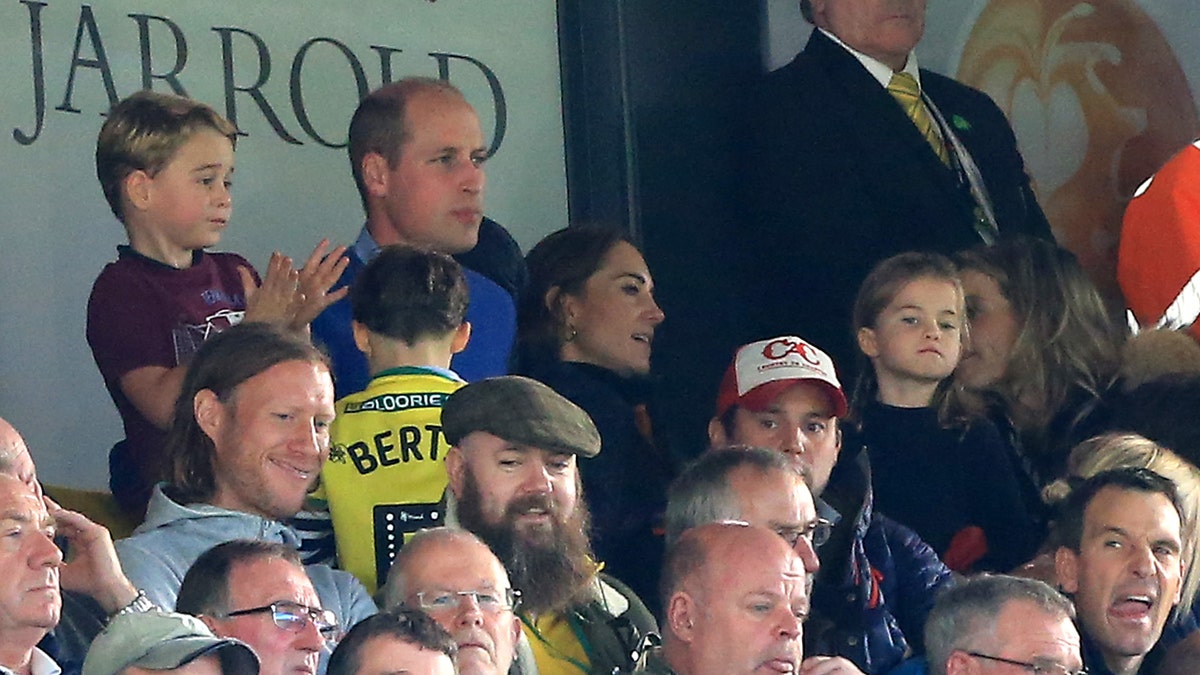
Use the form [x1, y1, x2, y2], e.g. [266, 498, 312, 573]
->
[954, 237, 1125, 491]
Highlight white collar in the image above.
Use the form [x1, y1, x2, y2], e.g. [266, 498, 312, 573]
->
[29, 648, 59, 675]
[818, 28, 921, 89]
[0, 648, 61, 675]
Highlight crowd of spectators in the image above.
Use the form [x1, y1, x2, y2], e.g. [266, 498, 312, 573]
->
[7, 1, 1200, 674]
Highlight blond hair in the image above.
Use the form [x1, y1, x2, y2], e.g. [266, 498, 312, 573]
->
[95, 90, 237, 222]
[954, 239, 1123, 436]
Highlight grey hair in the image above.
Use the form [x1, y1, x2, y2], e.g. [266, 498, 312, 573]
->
[799, 0, 814, 23]
[0, 417, 26, 469]
[925, 575, 1074, 675]
[382, 527, 495, 609]
[665, 446, 806, 546]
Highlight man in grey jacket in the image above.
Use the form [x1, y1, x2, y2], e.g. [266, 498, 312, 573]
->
[114, 323, 375, 631]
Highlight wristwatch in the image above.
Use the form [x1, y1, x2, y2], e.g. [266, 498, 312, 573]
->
[111, 590, 157, 620]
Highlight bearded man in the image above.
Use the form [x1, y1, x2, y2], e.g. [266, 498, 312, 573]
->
[440, 376, 657, 675]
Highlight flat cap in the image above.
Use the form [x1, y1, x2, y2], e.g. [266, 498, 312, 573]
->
[442, 376, 601, 458]
[83, 610, 259, 675]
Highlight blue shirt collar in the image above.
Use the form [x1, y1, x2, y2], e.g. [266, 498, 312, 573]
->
[354, 225, 381, 264]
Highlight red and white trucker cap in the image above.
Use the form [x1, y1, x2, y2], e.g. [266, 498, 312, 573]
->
[715, 336, 848, 418]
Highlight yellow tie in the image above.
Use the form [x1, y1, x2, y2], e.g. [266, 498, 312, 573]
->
[887, 72, 949, 165]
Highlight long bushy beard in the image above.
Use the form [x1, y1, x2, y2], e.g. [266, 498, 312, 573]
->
[457, 467, 597, 615]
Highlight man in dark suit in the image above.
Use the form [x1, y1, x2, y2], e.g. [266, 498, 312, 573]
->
[741, 0, 1052, 374]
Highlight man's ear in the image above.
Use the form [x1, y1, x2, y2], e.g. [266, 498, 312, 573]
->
[809, 0, 829, 23]
[666, 591, 698, 644]
[451, 322, 471, 355]
[707, 417, 728, 447]
[945, 649, 977, 675]
[198, 614, 222, 635]
[194, 389, 225, 444]
[1174, 555, 1187, 605]
[856, 326, 879, 359]
[445, 446, 466, 497]
[361, 152, 391, 199]
[508, 613, 522, 649]
[1055, 547, 1080, 594]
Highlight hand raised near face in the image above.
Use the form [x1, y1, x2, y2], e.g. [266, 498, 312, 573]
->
[288, 239, 350, 330]
[46, 497, 139, 614]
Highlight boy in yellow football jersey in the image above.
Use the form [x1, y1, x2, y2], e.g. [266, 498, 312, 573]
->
[301, 244, 470, 592]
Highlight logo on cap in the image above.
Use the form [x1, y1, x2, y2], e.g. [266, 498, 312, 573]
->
[762, 337, 822, 366]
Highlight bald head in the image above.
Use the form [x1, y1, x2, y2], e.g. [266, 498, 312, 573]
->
[663, 523, 802, 605]
[662, 523, 806, 675]
[385, 528, 519, 675]
[386, 529, 508, 604]
[0, 417, 39, 498]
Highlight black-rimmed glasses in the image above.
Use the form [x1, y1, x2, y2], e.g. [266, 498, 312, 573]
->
[414, 588, 521, 614]
[964, 651, 1087, 675]
[221, 602, 340, 641]
[777, 518, 833, 549]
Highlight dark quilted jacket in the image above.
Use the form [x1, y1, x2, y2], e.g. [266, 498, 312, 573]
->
[806, 448, 955, 674]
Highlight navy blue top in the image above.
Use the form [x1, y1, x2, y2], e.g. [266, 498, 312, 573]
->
[854, 401, 1040, 572]
[312, 223, 518, 397]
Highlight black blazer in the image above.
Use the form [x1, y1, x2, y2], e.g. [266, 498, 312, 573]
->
[739, 29, 1051, 371]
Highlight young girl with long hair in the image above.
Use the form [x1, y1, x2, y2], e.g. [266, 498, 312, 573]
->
[848, 252, 1040, 572]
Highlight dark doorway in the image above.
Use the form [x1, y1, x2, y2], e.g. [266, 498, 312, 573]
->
[557, 1, 763, 460]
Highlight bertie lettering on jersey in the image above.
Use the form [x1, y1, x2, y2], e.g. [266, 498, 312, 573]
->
[344, 392, 450, 413]
[330, 425, 447, 475]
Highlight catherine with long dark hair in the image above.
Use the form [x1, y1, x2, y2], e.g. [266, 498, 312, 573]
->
[516, 225, 673, 609]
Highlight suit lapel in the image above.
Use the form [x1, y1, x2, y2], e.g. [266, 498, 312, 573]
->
[797, 32, 979, 230]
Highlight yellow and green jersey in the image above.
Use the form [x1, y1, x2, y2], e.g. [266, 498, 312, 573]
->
[321, 366, 464, 592]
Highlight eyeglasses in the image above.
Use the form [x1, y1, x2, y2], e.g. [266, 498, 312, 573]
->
[415, 588, 522, 614]
[964, 651, 1088, 675]
[221, 602, 340, 641]
[777, 518, 833, 549]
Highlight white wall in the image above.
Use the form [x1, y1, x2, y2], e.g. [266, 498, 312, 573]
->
[763, 0, 1200, 83]
[0, 1, 566, 488]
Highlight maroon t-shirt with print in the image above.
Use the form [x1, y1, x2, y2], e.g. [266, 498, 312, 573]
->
[87, 246, 258, 509]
